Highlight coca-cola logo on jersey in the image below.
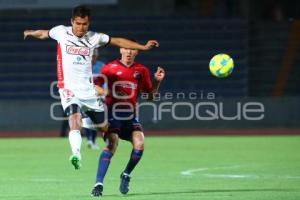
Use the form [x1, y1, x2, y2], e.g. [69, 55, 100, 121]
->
[66, 46, 90, 56]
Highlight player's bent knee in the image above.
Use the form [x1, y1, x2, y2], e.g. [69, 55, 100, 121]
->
[133, 141, 144, 150]
[133, 138, 144, 149]
[132, 131, 145, 150]
[65, 104, 80, 116]
[105, 133, 119, 154]
[106, 143, 118, 154]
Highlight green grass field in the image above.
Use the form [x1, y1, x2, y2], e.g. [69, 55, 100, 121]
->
[0, 136, 300, 200]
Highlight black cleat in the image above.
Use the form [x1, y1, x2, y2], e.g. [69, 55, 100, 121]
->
[91, 183, 103, 197]
[119, 173, 131, 194]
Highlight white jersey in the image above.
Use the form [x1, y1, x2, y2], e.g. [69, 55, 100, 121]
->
[49, 25, 110, 99]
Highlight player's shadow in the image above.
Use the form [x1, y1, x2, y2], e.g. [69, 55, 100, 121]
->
[106, 188, 299, 197]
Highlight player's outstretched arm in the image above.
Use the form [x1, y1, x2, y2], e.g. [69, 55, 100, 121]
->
[152, 66, 165, 93]
[24, 30, 49, 40]
[110, 37, 159, 50]
[146, 67, 165, 101]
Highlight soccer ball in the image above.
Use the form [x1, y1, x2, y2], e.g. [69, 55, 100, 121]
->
[209, 53, 234, 78]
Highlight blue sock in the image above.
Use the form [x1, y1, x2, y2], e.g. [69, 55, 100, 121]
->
[96, 150, 113, 184]
[84, 128, 92, 141]
[124, 149, 144, 175]
[91, 130, 97, 143]
[85, 128, 97, 143]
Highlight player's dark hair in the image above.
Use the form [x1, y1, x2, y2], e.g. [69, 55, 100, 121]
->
[72, 5, 91, 19]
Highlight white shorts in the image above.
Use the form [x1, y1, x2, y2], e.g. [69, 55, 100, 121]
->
[59, 89, 104, 113]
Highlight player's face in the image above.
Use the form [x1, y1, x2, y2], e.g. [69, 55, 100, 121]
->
[71, 16, 90, 37]
[120, 48, 138, 63]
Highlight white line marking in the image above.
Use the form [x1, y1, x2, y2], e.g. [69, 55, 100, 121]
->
[203, 173, 259, 179]
[181, 168, 210, 176]
[0, 178, 65, 182]
[181, 165, 242, 176]
[180, 166, 300, 180]
[280, 175, 300, 179]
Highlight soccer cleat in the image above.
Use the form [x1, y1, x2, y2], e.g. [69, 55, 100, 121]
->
[119, 173, 131, 194]
[69, 155, 81, 170]
[91, 183, 103, 197]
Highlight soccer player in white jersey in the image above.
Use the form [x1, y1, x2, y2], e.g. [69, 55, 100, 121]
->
[23, 5, 159, 170]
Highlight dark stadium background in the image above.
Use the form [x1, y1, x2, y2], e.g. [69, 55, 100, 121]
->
[0, 1, 299, 200]
[0, 0, 299, 136]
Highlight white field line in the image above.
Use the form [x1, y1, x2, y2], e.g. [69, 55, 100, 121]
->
[203, 173, 259, 179]
[0, 178, 65, 182]
[280, 175, 300, 179]
[181, 165, 300, 180]
[181, 165, 242, 176]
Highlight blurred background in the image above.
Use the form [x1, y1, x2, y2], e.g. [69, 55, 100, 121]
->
[0, 0, 299, 136]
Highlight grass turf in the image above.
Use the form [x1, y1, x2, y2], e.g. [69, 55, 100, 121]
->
[0, 136, 299, 200]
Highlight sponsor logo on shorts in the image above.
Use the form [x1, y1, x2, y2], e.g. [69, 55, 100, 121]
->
[62, 89, 74, 99]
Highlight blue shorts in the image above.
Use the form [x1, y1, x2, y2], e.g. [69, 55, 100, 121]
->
[105, 112, 143, 141]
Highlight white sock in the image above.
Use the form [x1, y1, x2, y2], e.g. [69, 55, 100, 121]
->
[69, 130, 82, 159]
[95, 182, 103, 186]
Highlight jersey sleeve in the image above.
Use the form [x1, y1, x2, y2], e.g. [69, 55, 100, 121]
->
[139, 67, 153, 93]
[95, 33, 110, 48]
[48, 25, 65, 41]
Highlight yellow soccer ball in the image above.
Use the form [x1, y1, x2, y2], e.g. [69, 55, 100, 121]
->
[209, 53, 234, 78]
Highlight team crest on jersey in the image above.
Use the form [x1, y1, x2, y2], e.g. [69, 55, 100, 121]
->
[133, 71, 141, 80]
[66, 45, 90, 56]
[116, 71, 123, 75]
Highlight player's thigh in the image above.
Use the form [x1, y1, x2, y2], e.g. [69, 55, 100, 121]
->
[119, 117, 144, 144]
[107, 113, 122, 135]
[59, 89, 83, 127]
[62, 97, 81, 130]
[65, 104, 82, 130]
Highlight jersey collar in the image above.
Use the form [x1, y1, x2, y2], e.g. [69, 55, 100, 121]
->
[117, 60, 135, 68]
[70, 27, 88, 39]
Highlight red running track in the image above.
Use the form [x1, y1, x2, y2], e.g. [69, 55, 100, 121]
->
[0, 128, 299, 138]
